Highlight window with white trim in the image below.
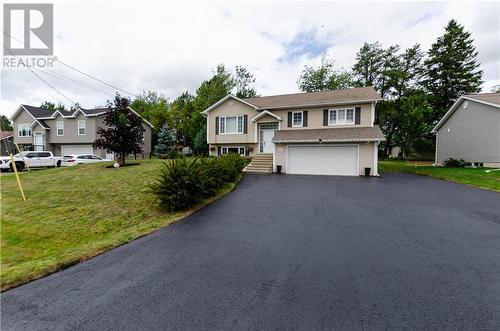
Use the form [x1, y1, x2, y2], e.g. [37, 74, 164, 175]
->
[18, 123, 32, 137]
[219, 116, 243, 134]
[221, 146, 245, 156]
[78, 120, 86, 135]
[329, 108, 354, 125]
[292, 111, 303, 127]
[57, 121, 64, 136]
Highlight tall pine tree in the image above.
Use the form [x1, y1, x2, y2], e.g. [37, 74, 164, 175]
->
[422, 19, 483, 122]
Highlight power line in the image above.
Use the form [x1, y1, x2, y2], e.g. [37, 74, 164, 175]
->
[3, 45, 76, 104]
[36, 69, 113, 98]
[8, 70, 66, 105]
[2, 30, 138, 98]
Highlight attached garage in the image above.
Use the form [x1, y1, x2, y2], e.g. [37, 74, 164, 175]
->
[287, 145, 358, 176]
[61, 144, 93, 156]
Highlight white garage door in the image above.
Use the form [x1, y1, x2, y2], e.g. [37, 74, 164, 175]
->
[288, 145, 358, 176]
[61, 145, 93, 156]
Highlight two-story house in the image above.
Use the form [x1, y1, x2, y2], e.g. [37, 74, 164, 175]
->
[10, 105, 153, 158]
[204, 86, 385, 176]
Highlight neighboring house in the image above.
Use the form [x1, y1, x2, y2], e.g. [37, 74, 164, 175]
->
[10, 105, 153, 158]
[432, 93, 500, 167]
[204, 86, 385, 176]
[0, 131, 14, 156]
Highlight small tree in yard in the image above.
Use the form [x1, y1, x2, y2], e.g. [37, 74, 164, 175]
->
[94, 94, 144, 166]
[154, 126, 176, 154]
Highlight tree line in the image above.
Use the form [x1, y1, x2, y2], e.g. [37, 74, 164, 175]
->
[16, 19, 484, 159]
[298, 19, 483, 158]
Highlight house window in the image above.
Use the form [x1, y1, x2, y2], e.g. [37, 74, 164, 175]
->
[57, 121, 64, 136]
[292, 111, 303, 127]
[17, 123, 32, 137]
[78, 120, 86, 135]
[221, 146, 245, 156]
[329, 108, 354, 125]
[219, 116, 243, 134]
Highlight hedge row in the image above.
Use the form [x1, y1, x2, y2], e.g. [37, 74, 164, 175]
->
[150, 154, 248, 211]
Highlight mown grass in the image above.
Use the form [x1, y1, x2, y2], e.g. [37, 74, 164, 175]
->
[0, 159, 238, 291]
[379, 160, 500, 191]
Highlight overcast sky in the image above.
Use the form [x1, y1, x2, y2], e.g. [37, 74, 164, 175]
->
[1, 0, 499, 117]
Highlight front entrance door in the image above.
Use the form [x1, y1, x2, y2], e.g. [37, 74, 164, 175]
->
[262, 129, 275, 153]
[33, 132, 43, 151]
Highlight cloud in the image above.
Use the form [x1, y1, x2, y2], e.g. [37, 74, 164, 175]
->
[1, 0, 498, 118]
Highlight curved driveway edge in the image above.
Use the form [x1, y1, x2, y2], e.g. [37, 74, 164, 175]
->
[2, 173, 500, 330]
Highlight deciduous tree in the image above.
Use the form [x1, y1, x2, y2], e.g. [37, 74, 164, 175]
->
[93, 94, 144, 166]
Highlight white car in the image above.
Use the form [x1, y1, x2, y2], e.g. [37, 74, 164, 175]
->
[0, 151, 63, 171]
[61, 154, 109, 166]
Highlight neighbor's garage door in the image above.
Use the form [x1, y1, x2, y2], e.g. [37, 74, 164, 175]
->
[61, 145, 93, 156]
[287, 145, 358, 176]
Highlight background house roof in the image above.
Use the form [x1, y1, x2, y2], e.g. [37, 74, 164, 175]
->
[244, 86, 382, 109]
[463, 93, 500, 106]
[272, 125, 386, 143]
[0, 131, 13, 140]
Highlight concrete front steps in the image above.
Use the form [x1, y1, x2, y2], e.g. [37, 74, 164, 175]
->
[244, 153, 273, 174]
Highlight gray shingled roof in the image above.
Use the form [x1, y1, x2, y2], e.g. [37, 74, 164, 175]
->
[22, 105, 107, 118]
[22, 105, 55, 118]
[80, 108, 107, 115]
[272, 126, 386, 143]
[244, 86, 381, 110]
[36, 119, 50, 129]
[464, 93, 500, 106]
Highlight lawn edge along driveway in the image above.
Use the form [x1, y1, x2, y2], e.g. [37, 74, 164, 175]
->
[379, 160, 500, 192]
[1, 160, 242, 291]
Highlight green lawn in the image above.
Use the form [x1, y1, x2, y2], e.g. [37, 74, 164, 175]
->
[0, 159, 237, 291]
[379, 160, 500, 191]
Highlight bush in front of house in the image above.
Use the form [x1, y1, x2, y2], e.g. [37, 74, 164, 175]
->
[150, 154, 247, 211]
[443, 158, 467, 168]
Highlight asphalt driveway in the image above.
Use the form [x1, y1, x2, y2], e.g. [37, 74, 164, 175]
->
[2, 173, 500, 330]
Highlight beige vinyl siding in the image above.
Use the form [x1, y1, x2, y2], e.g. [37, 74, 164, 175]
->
[269, 103, 373, 130]
[12, 110, 35, 144]
[207, 100, 374, 144]
[46, 113, 97, 143]
[436, 100, 500, 163]
[207, 99, 258, 144]
[358, 142, 376, 176]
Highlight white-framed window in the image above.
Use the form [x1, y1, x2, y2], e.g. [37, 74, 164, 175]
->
[57, 121, 64, 136]
[78, 120, 86, 135]
[17, 123, 32, 137]
[219, 116, 243, 134]
[292, 111, 303, 127]
[221, 146, 246, 156]
[329, 108, 354, 125]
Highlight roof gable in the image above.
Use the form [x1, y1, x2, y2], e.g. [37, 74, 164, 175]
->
[10, 104, 154, 128]
[432, 94, 500, 132]
[202, 95, 258, 114]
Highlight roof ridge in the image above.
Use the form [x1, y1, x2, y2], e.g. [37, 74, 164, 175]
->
[244, 86, 375, 100]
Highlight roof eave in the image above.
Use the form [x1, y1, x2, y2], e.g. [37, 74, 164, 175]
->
[202, 94, 258, 114]
[255, 98, 382, 111]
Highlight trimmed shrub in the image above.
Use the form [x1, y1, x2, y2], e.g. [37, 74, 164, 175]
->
[443, 158, 467, 168]
[150, 154, 247, 211]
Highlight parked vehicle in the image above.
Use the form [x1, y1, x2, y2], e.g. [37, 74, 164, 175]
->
[61, 154, 109, 166]
[0, 151, 63, 171]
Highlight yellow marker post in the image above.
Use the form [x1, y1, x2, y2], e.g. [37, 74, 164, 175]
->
[14, 143, 30, 172]
[8, 153, 26, 201]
